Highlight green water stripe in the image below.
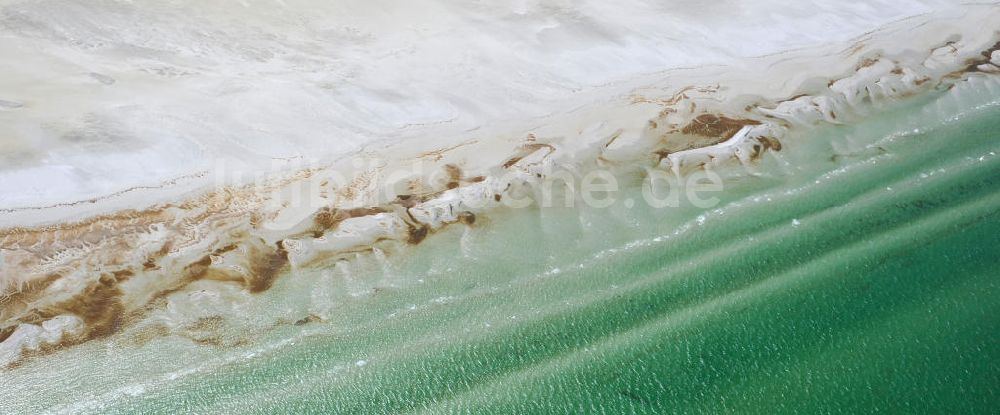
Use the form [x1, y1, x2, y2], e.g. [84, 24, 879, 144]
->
[421, 176, 1000, 414]
[229, 149, 1000, 412]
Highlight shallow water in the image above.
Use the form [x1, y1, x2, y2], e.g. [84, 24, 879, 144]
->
[4, 78, 1000, 413]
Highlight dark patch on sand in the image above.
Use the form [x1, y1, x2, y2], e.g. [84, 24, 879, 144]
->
[314, 206, 387, 230]
[680, 114, 761, 139]
[0, 325, 15, 343]
[458, 212, 476, 225]
[294, 314, 322, 326]
[246, 243, 289, 293]
[407, 224, 430, 244]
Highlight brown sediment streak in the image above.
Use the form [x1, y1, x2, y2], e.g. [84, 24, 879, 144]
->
[0, 273, 60, 308]
[759, 136, 782, 152]
[503, 143, 556, 169]
[0, 274, 62, 345]
[652, 37, 1000, 172]
[679, 114, 761, 140]
[294, 314, 322, 326]
[165, 239, 288, 294]
[336, 169, 378, 201]
[444, 164, 466, 189]
[444, 164, 464, 182]
[0, 325, 15, 343]
[0, 206, 172, 244]
[393, 194, 421, 209]
[652, 149, 671, 163]
[144, 255, 215, 303]
[407, 224, 430, 245]
[502, 156, 523, 169]
[603, 130, 624, 149]
[413, 139, 479, 162]
[951, 41, 1000, 76]
[246, 243, 289, 293]
[23, 271, 128, 341]
[856, 55, 882, 70]
[457, 212, 476, 226]
[442, 164, 490, 189]
[314, 206, 388, 230]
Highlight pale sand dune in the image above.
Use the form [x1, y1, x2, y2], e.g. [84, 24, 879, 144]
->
[0, 0, 969, 219]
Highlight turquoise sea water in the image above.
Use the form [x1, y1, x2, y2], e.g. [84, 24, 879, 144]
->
[4, 79, 1000, 413]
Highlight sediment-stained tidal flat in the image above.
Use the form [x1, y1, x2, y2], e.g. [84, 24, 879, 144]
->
[1, 1, 1000, 413]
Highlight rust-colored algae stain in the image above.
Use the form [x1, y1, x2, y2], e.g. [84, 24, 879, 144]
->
[145, 253, 217, 304]
[246, 243, 289, 293]
[444, 164, 464, 182]
[27, 272, 128, 341]
[856, 55, 881, 70]
[981, 41, 1000, 62]
[458, 211, 476, 225]
[0, 325, 16, 343]
[442, 163, 467, 190]
[184, 255, 214, 282]
[407, 224, 430, 245]
[943, 41, 1000, 79]
[313, 207, 347, 229]
[393, 194, 421, 209]
[314, 206, 387, 230]
[0, 273, 61, 312]
[413, 139, 479, 162]
[0, 164, 399, 365]
[502, 143, 556, 169]
[653, 149, 671, 163]
[502, 155, 524, 169]
[680, 114, 761, 139]
[0, 206, 173, 248]
[763, 137, 782, 152]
